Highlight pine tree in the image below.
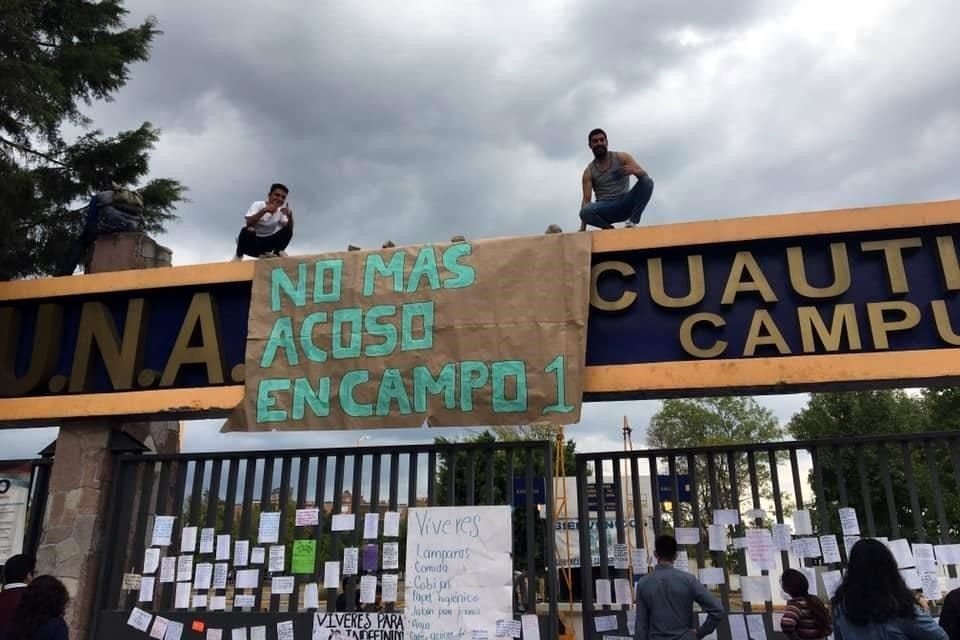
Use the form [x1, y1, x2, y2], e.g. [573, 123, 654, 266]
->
[0, 0, 187, 280]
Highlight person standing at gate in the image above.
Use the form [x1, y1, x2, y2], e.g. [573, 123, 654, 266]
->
[578, 128, 654, 230]
[634, 534, 724, 640]
[831, 538, 946, 640]
[233, 183, 294, 260]
[0, 555, 35, 635]
[779, 568, 833, 639]
[4, 575, 69, 640]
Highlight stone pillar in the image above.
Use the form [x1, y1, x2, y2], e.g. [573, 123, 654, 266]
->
[35, 233, 181, 638]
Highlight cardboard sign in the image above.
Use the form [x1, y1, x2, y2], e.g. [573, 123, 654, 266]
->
[228, 234, 591, 430]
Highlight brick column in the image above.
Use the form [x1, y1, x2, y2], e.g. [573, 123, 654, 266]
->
[34, 233, 181, 637]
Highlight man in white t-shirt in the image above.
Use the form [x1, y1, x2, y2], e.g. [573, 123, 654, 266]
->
[233, 182, 294, 260]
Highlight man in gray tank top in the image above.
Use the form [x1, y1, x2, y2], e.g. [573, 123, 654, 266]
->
[578, 128, 654, 230]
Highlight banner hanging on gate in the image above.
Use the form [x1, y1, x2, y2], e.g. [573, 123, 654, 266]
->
[224, 234, 592, 431]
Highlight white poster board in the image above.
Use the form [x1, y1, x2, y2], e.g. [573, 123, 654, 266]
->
[404, 506, 512, 639]
[313, 613, 404, 640]
[0, 464, 31, 564]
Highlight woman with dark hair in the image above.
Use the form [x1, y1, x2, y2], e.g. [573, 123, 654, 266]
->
[780, 568, 832, 639]
[5, 576, 69, 640]
[832, 539, 946, 640]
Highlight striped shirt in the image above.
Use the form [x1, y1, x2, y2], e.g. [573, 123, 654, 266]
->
[781, 596, 832, 640]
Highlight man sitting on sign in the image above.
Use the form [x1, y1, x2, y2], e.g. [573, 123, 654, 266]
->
[578, 128, 654, 230]
[233, 182, 294, 260]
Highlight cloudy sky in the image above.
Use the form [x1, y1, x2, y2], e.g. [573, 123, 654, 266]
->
[3, 0, 959, 458]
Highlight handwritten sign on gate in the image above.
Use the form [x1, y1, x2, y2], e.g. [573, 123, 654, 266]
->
[404, 506, 512, 639]
[312, 613, 404, 640]
[229, 235, 591, 430]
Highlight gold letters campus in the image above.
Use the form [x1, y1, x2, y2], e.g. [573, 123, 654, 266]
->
[591, 236, 960, 358]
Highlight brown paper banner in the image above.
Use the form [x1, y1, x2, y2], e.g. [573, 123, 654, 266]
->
[222, 233, 591, 431]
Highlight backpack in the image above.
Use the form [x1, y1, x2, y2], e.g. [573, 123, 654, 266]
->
[94, 188, 145, 233]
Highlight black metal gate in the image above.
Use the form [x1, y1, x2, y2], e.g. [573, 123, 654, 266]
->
[90, 440, 558, 640]
[574, 431, 960, 639]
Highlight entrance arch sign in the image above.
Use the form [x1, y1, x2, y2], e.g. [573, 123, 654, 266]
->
[2, 199, 960, 425]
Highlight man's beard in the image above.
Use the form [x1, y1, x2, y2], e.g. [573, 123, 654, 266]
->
[592, 145, 607, 159]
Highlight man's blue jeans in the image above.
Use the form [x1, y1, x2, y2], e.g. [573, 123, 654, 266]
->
[580, 175, 654, 229]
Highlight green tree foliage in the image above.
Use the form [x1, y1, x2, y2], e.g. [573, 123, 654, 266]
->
[788, 390, 959, 541]
[0, 0, 186, 280]
[648, 397, 788, 526]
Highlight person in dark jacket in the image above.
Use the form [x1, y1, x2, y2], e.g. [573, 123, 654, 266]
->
[5, 575, 69, 640]
[0, 555, 35, 635]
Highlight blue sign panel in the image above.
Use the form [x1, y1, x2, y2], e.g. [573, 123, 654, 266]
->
[513, 477, 546, 507]
[587, 226, 960, 366]
[657, 474, 692, 502]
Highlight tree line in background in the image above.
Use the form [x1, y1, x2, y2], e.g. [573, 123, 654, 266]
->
[1, 0, 186, 280]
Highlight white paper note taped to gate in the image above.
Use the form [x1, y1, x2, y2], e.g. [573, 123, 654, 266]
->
[138, 577, 155, 602]
[236, 569, 260, 589]
[676, 528, 700, 545]
[384, 511, 401, 537]
[160, 557, 175, 583]
[199, 527, 215, 554]
[382, 574, 398, 602]
[838, 508, 860, 535]
[901, 568, 922, 589]
[496, 619, 522, 637]
[595, 579, 612, 605]
[149, 616, 169, 640]
[296, 508, 319, 526]
[175, 582, 191, 608]
[216, 534, 231, 561]
[747, 529, 775, 569]
[180, 526, 197, 553]
[821, 570, 842, 598]
[772, 524, 792, 551]
[235, 594, 256, 608]
[708, 524, 728, 551]
[700, 568, 725, 585]
[746, 614, 767, 640]
[235, 540, 250, 566]
[151, 516, 175, 547]
[259, 512, 281, 543]
[128, 607, 153, 632]
[332, 513, 355, 531]
[819, 535, 842, 564]
[272, 576, 295, 595]
[143, 548, 160, 574]
[729, 614, 749, 640]
[914, 544, 936, 572]
[792, 510, 813, 535]
[363, 513, 380, 539]
[740, 576, 772, 602]
[607, 542, 625, 569]
[521, 615, 540, 640]
[714, 509, 740, 526]
[886, 539, 915, 568]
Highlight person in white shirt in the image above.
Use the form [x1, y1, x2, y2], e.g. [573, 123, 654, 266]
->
[233, 182, 294, 260]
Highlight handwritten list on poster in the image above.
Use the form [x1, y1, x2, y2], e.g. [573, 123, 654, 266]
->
[404, 506, 512, 640]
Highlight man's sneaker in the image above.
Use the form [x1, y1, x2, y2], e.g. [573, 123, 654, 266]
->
[624, 220, 637, 228]
[276, 250, 288, 257]
[231, 255, 243, 262]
